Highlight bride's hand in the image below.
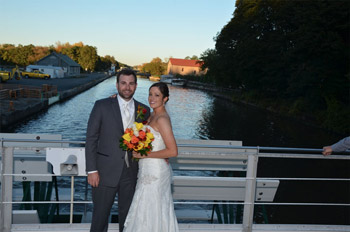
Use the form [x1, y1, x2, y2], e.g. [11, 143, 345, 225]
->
[110, 94, 117, 98]
[132, 151, 143, 159]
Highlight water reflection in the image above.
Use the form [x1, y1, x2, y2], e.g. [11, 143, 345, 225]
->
[167, 86, 213, 140]
[195, 96, 344, 148]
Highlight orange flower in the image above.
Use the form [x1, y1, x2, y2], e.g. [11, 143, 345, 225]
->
[138, 130, 146, 139]
[127, 142, 134, 149]
[125, 128, 133, 136]
[131, 135, 139, 144]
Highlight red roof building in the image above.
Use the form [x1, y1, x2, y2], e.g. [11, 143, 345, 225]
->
[167, 58, 206, 76]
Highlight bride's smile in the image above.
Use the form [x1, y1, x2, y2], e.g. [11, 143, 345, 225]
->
[148, 86, 168, 110]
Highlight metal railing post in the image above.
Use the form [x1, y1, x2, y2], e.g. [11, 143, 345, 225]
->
[70, 176, 75, 224]
[1, 147, 14, 232]
[242, 149, 258, 232]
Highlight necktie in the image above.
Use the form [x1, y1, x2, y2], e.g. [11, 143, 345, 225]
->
[123, 103, 130, 128]
[123, 103, 130, 167]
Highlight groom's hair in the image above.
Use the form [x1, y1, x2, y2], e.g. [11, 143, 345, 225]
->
[117, 68, 137, 83]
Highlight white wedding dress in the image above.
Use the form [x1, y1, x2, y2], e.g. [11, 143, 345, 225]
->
[124, 126, 179, 232]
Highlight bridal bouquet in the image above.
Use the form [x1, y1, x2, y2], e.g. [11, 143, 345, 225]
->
[120, 122, 154, 158]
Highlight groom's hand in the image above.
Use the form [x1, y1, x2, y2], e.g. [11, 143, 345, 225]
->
[88, 172, 100, 187]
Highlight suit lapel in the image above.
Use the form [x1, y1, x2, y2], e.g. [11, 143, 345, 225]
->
[111, 96, 124, 132]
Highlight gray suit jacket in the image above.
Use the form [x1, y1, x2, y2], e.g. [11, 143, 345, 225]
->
[331, 136, 350, 153]
[85, 96, 150, 187]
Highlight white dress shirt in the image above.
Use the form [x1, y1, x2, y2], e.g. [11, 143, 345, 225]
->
[117, 95, 135, 128]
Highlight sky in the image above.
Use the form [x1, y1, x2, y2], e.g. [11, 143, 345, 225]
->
[0, 0, 236, 66]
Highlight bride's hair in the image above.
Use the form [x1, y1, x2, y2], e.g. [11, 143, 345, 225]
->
[149, 82, 169, 103]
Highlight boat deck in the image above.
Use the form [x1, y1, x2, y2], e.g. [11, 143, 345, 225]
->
[1, 135, 350, 232]
[10, 223, 350, 232]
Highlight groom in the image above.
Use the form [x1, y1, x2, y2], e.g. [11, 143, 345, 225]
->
[85, 68, 150, 232]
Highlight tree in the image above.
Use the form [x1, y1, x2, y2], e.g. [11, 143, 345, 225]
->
[96, 55, 119, 71]
[141, 57, 166, 76]
[28, 46, 50, 64]
[0, 42, 121, 75]
[78, 45, 98, 71]
[185, 55, 199, 60]
[61, 46, 80, 63]
[202, 0, 349, 132]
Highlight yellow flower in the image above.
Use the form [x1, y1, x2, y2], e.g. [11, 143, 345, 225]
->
[122, 133, 131, 142]
[146, 132, 154, 140]
[135, 143, 144, 151]
[134, 122, 144, 131]
[145, 137, 151, 144]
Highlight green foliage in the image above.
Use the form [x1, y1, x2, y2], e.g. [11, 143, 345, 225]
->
[96, 55, 119, 71]
[78, 45, 98, 72]
[184, 55, 199, 60]
[288, 98, 307, 116]
[140, 57, 167, 76]
[321, 96, 350, 132]
[0, 44, 35, 66]
[61, 46, 80, 63]
[0, 42, 119, 72]
[202, 0, 349, 133]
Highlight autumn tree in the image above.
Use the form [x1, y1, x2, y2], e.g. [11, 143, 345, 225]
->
[28, 46, 50, 64]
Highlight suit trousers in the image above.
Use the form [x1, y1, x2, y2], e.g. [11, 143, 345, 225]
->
[90, 162, 137, 232]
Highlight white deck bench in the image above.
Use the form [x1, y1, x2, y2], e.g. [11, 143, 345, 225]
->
[173, 176, 279, 202]
[172, 139, 249, 171]
[171, 139, 279, 222]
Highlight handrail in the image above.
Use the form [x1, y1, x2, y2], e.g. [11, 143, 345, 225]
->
[1, 137, 349, 157]
[1, 137, 350, 232]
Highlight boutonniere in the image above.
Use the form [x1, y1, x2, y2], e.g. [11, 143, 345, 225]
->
[136, 105, 147, 120]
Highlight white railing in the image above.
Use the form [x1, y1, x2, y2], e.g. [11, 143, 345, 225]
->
[1, 135, 350, 232]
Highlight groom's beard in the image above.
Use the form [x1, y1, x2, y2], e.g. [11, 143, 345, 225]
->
[118, 88, 136, 101]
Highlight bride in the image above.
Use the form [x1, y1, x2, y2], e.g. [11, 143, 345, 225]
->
[123, 82, 179, 232]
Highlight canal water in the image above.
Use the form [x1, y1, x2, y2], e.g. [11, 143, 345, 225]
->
[4, 77, 349, 224]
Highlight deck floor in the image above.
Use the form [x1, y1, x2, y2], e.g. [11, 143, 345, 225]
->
[10, 223, 350, 232]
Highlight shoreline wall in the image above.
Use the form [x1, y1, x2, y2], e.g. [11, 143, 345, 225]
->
[0, 74, 112, 130]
